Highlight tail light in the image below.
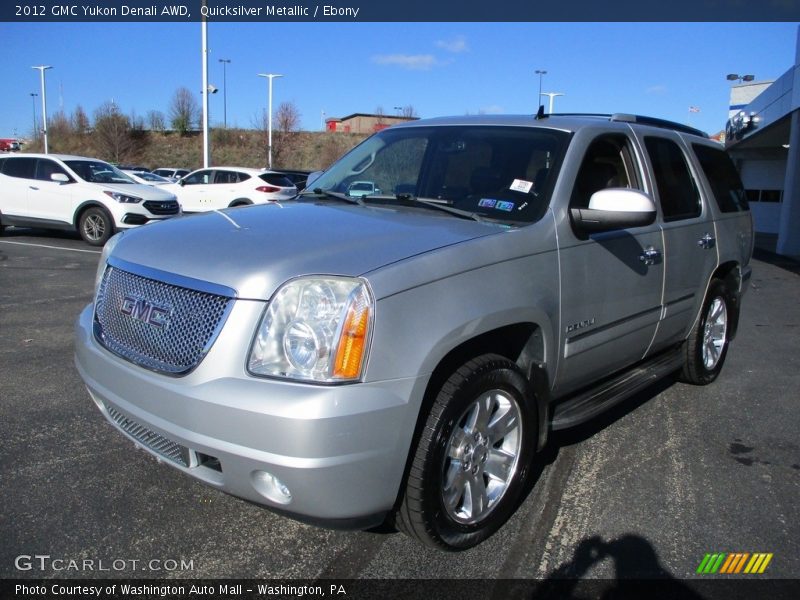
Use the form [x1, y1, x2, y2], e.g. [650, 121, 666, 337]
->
[256, 185, 280, 193]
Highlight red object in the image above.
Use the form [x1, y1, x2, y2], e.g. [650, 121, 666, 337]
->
[256, 185, 280, 193]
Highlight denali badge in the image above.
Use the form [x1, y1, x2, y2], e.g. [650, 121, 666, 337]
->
[120, 295, 171, 329]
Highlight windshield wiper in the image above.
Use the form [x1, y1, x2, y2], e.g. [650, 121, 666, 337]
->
[298, 188, 364, 206]
[360, 193, 485, 222]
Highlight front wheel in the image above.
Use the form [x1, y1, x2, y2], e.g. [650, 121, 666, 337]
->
[78, 206, 114, 246]
[395, 354, 536, 550]
[680, 279, 734, 385]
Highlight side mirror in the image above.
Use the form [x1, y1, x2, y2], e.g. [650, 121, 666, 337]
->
[570, 188, 657, 235]
[305, 170, 323, 189]
[51, 173, 70, 184]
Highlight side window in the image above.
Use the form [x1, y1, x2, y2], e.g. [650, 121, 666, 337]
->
[691, 144, 749, 213]
[183, 170, 211, 185]
[570, 134, 640, 209]
[213, 171, 235, 184]
[35, 159, 69, 182]
[644, 137, 701, 221]
[2, 157, 37, 179]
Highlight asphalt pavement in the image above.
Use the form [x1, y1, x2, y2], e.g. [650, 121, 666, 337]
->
[1, 228, 798, 585]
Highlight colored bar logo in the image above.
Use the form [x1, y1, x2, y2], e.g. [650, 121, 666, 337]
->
[696, 552, 773, 574]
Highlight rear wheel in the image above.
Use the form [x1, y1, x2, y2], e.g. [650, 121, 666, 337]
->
[395, 354, 536, 550]
[78, 206, 114, 246]
[680, 279, 733, 385]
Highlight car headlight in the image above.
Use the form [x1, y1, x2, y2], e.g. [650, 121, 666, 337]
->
[93, 231, 124, 298]
[248, 276, 374, 383]
[104, 190, 142, 204]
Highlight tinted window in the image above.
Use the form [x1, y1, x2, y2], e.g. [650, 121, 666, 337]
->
[183, 170, 212, 185]
[645, 137, 701, 221]
[692, 144, 749, 213]
[2, 157, 36, 179]
[35, 158, 69, 181]
[259, 174, 294, 187]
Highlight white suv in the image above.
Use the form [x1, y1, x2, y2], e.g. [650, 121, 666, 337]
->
[165, 167, 298, 212]
[0, 154, 180, 245]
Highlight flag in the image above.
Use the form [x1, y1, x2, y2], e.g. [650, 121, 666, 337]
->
[689, 106, 701, 113]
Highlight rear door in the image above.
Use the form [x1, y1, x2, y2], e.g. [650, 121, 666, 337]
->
[555, 131, 664, 393]
[0, 156, 37, 218]
[636, 133, 719, 349]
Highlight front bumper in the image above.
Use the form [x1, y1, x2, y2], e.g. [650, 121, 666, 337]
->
[74, 303, 424, 528]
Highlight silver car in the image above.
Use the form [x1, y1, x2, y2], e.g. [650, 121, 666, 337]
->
[75, 114, 753, 550]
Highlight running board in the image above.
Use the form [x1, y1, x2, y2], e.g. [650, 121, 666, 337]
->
[550, 346, 684, 430]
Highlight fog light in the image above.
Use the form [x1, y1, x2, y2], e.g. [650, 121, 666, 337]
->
[251, 470, 292, 505]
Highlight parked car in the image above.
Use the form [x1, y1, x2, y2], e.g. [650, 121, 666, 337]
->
[122, 170, 172, 186]
[0, 153, 180, 245]
[152, 167, 191, 182]
[0, 138, 22, 152]
[117, 164, 150, 173]
[347, 180, 382, 197]
[76, 113, 753, 550]
[164, 167, 297, 212]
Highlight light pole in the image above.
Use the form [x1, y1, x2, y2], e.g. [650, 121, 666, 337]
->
[535, 69, 547, 109]
[32, 65, 52, 153]
[219, 58, 231, 128]
[257, 73, 283, 169]
[394, 106, 403, 116]
[540, 92, 564, 114]
[726, 74, 755, 84]
[30, 92, 38, 138]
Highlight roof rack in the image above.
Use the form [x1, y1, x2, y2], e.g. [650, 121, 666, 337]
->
[543, 113, 708, 139]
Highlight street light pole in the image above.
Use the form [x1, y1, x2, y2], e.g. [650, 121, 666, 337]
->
[535, 69, 547, 109]
[257, 73, 283, 169]
[30, 92, 38, 138]
[32, 66, 52, 153]
[219, 58, 231, 128]
[201, 13, 211, 168]
[540, 92, 564, 114]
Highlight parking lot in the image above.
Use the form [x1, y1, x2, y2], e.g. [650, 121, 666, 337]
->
[1, 227, 799, 586]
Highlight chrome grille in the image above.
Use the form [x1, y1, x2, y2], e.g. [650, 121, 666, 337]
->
[94, 265, 233, 375]
[105, 404, 189, 467]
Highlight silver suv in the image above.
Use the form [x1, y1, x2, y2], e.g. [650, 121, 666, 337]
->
[75, 114, 753, 550]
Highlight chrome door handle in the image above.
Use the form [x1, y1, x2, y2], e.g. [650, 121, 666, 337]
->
[639, 247, 662, 266]
[698, 233, 716, 249]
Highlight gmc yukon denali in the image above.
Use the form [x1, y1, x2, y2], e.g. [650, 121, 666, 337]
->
[75, 113, 753, 550]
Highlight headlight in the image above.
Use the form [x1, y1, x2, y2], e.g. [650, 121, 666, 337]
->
[93, 231, 124, 297]
[103, 190, 142, 204]
[248, 277, 374, 383]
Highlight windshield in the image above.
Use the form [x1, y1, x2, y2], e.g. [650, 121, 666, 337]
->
[65, 160, 135, 184]
[308, 125, 568, 223]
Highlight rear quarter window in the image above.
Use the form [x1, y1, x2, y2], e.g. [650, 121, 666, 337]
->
[259, 174, 294, 187]
[692, 144, 749, 213]
[2, 157, 36, 179]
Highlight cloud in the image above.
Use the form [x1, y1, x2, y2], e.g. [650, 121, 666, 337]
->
[436, 35, 469, 53]
[646, 84, 668, 95]
[372, 54, 439, 70]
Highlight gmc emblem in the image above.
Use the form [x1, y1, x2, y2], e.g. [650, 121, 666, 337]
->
[120, 295, 171, 329]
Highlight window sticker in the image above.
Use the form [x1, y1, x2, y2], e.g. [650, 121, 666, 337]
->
[478, 198, 497, 208]
[510, 179, 534, 194]
[496, 201, 515, 212]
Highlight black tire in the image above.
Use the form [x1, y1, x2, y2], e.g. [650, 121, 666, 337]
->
[395, 354, 536, 550]
[680, 279, 734, 385]
[78, 206, 115, 246]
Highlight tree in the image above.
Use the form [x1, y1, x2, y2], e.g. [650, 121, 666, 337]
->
[147, 110, 166, 132]
[93, 102, 136, 163]
[71, 105, 90, 135]
[271, 101, 302, 168]
[169, 87, 200, 135]
[401, 105, 418, 118]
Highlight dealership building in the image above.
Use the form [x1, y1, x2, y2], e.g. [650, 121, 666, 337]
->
[725, 27, 800, 257]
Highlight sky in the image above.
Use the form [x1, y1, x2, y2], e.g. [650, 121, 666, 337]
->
[1, 22, 798, 140]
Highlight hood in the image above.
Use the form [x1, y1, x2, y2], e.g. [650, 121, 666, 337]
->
[103, 182, 177, 201]
[112, 201, 504, 300]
